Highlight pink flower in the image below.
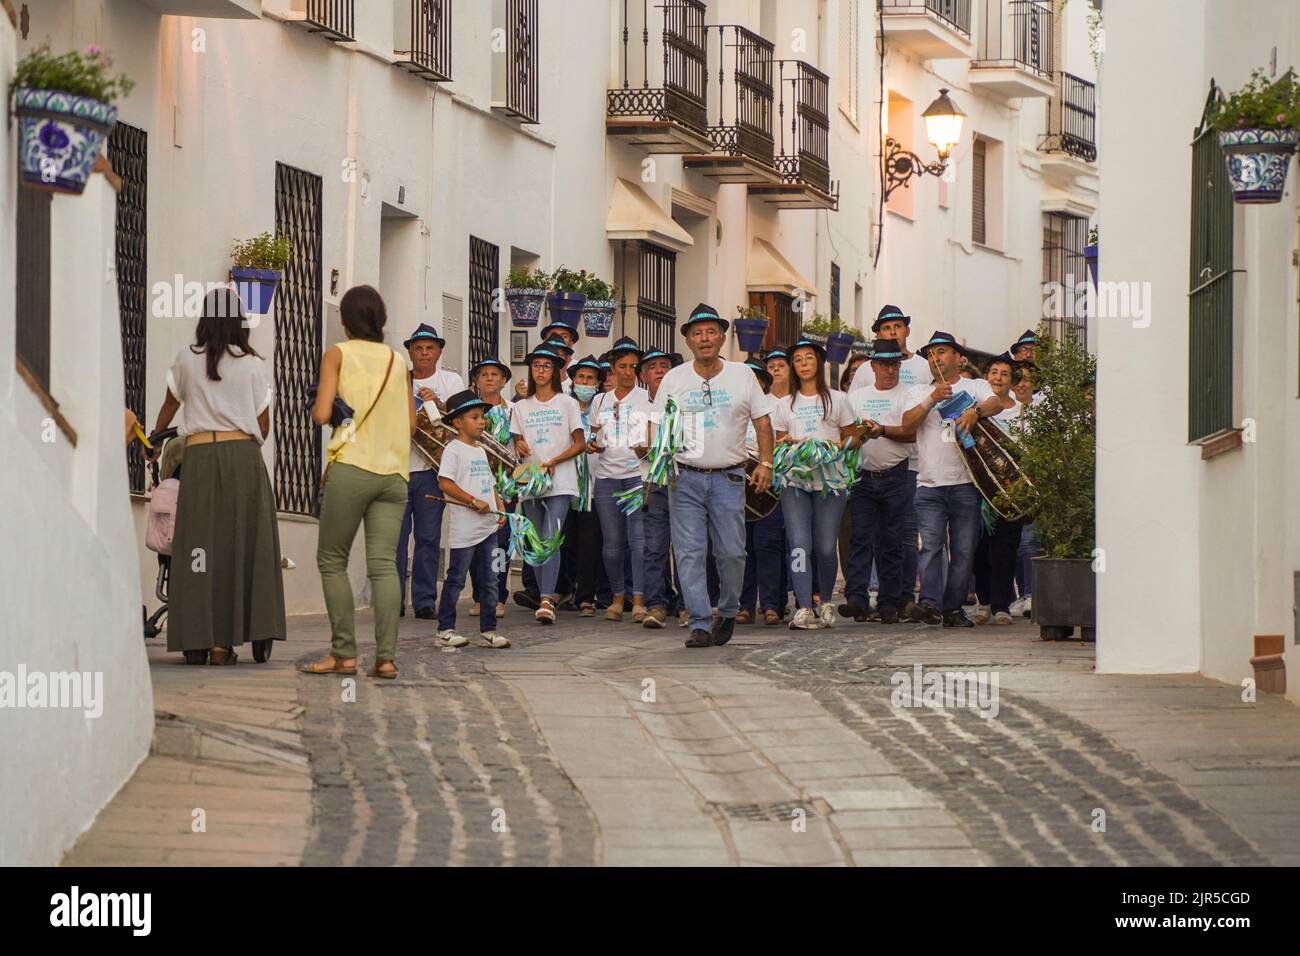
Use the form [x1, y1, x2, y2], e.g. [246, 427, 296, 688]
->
[85, 44, 101, 55]
[1278, 113, 1289, 124]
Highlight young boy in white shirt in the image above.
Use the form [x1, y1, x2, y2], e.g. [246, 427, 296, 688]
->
[435, 390, 512, 649]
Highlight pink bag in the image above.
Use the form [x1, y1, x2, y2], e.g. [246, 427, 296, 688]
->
[146, 478, 180, 555]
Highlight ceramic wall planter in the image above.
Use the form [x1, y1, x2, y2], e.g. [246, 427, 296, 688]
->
[581, 299, 617, 338]
[230, 267, 282, 315]
[1218, 127, 1299, 203]
[734, 317, 770, 353]
[14, 87, 118, 196]
[825, 331, 856, 365]
[506, 288, 547, 328]
[1084, 243, 1098, 288]
[546, 291, 586, 330]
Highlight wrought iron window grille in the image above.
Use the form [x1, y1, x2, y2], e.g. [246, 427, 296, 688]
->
[395, 0, 453, 82]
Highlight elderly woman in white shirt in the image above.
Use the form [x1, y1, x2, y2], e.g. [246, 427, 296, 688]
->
[148, 287, 286, 665]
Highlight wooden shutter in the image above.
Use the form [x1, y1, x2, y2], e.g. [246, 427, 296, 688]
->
[972, 138, 987, 245]
[838, 0, 858, 121]
[15, 186, 52, 390]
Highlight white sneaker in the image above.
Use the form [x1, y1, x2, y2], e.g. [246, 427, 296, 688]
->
[973, 603, 991, 625]
[817, 603, 835, 628]
[1021, 596, 1032, 618]
[789, 608, 820, 630]
[1009, 597, 1025, 617]
[478, 631, 511, 648]
[436, 629, 468, 648]
[993, 611, 1013, 625]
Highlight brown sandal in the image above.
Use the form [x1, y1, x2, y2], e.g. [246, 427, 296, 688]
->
[208, 646, 238, 666]
[369, 660, 398, 680]
[300, 653, 358, 675]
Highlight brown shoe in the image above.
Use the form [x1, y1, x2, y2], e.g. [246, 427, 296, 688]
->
[369, 659, 398, 680]
[763, 609, 781, 626]
[301, 653, 357, 675]
[642, 607, 666, 629]
[605, 596, 625, 622]
[631, 601, 648, 624]
[735, 609, 754, 625]
[208, 646, 238, 666]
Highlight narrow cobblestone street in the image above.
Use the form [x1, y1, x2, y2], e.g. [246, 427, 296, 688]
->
[65, 600, 1300, 867]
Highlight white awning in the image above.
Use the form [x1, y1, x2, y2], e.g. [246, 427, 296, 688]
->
[747, 238, 817, 296]
[606, 178, 694, 252]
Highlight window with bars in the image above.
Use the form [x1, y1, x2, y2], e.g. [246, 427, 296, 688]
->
[495, 0, 539, 124]
[1188, 83, 1234, 443]
[1042, 211, 1089, 345]
[395, 0, 453, 82]
[838, 0, 859, 122]
[16, 183, 52, 391]
[637, 242, 677, 356]
[972, 138, 987, 245]
[109, 121, 148, 494]
[749, 291, 799, 348]
[468, 236, 500, 369]
[274, 162, 324, 517]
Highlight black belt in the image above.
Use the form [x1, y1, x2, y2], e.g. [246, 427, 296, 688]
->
[859, 459, 909, 479]
[679, 462, 744, 474]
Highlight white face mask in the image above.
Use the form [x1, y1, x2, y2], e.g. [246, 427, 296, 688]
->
[573, 385, 598, 403]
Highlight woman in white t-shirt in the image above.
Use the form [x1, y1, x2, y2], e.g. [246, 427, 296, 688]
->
[509, 347, 587, 624]
[564, 355, 606, 617]
[469, 357, 513, 617]
[588, 337, 654, 623]
[773, 339, 857, 631]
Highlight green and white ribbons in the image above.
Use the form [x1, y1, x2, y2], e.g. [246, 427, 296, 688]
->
[506, 509, 565, 567]
[497, 461, 553, 501]
[614, 484, 645, 515]
[486, 404, 511, 445]
[645, 397, 685, 487]
[573, 452, 592, 512]
[772, 438, 856, 495]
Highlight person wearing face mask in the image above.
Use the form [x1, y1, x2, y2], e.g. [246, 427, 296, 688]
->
[559, 356, 606, 616]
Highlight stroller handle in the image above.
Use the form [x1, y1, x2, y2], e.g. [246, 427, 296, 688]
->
[147, 427, 179, 446]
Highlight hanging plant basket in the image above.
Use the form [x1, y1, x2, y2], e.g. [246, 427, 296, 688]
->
[825, 331, 856, 365]
[230, 267, 282, 315]
[545, 291, 586, 330]
[14, 87, 117, 196]
[1219, 128, 1299, 204]
[581, 299, 617, 338]
[505, 287, 547, 328]
[734, 317, 770, 352]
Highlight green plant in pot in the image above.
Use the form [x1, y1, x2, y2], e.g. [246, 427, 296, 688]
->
[993, 328, 1097, 641]
[231, 232, 292, 316]
[506, 266, 549, 328]
[546, 266, 588, 332]
[12, 44, 134, 195]
[1207, 67, 1300, 203]
[734, 305, 770, 353]
[579, 274, 618, 338]
[801, 312, 859, 364]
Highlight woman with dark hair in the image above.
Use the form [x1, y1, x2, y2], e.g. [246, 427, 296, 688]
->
[302, 285, 415, 680]
[509, 348, 587, 624]
[841, 354, 868, 392]
[773, 339, 857, 630]
[148, 287, 285, 665]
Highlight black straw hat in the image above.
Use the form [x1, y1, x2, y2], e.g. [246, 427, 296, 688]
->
[681, 302, 729, 334]
[915, 330, 968, 359]
[869, 338, 904, 362]
[606, 335, 643, 361]
[871, 304, 911, 332]
[403, 323, 446, 350]
[441, 389, 491, 425]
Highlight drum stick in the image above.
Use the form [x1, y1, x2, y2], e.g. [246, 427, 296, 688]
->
[425, 494, 508, 518]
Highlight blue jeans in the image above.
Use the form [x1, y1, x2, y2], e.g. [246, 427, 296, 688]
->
[471, 512, 511, 608]
[397, 469, 444, 611]
[593, 476, 645, 597]
[643, 485, 679, 612]
[781, 487, 849, 610]
[846, 459, 910, 610]
[438, 533, 498, 634]
[915, 483, 982, 613]
[741, 506, 787, 613]
[1016, 521, 1043, 597]
[901, 469, 918, 603]
[669, 467, 746, 632]
[521, 495, 574, 599]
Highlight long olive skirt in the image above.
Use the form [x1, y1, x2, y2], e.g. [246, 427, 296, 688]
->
[167, 439, 287, 652]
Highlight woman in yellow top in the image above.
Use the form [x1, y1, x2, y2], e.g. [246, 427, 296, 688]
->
[302, 286, 415, 680]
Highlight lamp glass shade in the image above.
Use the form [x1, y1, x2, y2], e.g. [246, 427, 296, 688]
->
[922, 88, 965, 160]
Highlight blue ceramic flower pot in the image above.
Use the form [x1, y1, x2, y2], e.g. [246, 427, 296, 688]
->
[825, 331, 855, 365]
[506, 288, 546, 327]
[1219, 128, 1299, 204]
[14, 87, 118, 196]
[734, 317, 769, 353]
[231, 267, 282, 315]
[582, 299, 616, 338]
[546, 291, 587, 330]
[1084, 243, 1098, 288]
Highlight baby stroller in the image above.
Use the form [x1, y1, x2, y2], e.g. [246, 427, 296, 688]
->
[141, 428, 272, 663]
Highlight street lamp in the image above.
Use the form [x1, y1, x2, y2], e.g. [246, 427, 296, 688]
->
[883, 88, 966, 202]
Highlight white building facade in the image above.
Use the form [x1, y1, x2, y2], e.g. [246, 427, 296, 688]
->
[1097, 0, 1300, 703]
[3, 0, 1099, 861]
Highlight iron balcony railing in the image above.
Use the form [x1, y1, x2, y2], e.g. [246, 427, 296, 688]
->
[608, 0, 709, 135]
[395, 0, 453, 81]
[304, 0, 354, 42]
[773, 60, 831, 194]
[499, 0, 540, 123]
[1042, 71, 1097, 161]
[705, 24, 775, 166]
[882, 0, 973, 37]
[975, 0, 1052, 76]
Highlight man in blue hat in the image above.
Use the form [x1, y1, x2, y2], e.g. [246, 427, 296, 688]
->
[651, 303, 774, 648]
[1010, 328, 1038, 363]
[900, 331, 1005, 628]
[842, 338, 918, 625]
[399, 323, 465, 618]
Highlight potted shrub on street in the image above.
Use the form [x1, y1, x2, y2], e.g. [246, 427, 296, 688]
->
[994, 329, 1097, 642]
[11, 44, 134, 195]
[580, 275, 618, 338]
[230, 232, 291, 315]
[734, 306, 770, 353]
[1207, 67, 1300, 204]
[505, 266, 548, 328]
[546, 267, 588, 331]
